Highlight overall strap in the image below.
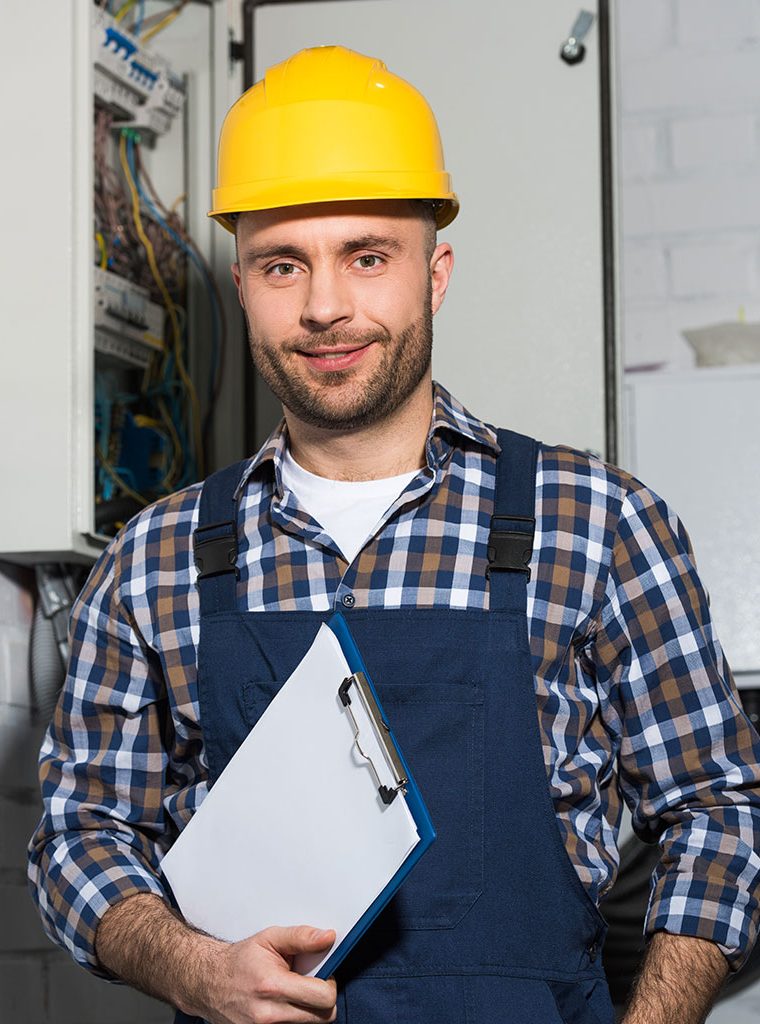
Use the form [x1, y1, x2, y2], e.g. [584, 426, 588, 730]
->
[193, 460, 249, 615]
[488, 428, 539, 613]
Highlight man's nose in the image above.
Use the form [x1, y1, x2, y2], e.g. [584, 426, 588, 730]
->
[300, 265, 354, 331]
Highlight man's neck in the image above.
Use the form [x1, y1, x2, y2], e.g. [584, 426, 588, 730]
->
[285, 379, 433, 481]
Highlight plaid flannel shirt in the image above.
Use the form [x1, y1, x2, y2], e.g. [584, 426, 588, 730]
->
[28, 383, 760, 976]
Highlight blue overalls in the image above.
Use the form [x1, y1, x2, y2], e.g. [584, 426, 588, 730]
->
[174, 430, 615, 1024]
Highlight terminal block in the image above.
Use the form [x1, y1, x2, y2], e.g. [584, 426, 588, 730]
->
[92, 7, 186, 137]
[94, 268, 165, 368]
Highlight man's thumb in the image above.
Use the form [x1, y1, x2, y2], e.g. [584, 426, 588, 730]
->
[303, 926, 335, 948]
[259, 923, 336, 956]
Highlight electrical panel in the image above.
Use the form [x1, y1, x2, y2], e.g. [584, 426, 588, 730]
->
[1, 1, 242, 562]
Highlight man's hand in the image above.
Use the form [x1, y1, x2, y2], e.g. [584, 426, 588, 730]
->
[95, 893, 337, 1024]
[622, 931, 729, 1024]
[208, 925, 338, 1024]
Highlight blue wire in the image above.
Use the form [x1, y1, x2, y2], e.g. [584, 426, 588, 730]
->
[133, 0, 146, 36]
[126, 137, 221, 414]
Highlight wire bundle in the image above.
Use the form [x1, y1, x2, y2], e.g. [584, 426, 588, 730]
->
[102, 0, 190, 44]
[93, 96, 227, 524]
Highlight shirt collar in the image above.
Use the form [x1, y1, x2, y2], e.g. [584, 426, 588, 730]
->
[232, 381, 499, 498]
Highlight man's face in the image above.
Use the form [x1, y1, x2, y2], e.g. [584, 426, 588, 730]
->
[231, 199, 451, 432]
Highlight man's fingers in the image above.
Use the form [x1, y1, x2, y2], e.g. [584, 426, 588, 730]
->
[260, 970, 336, 1011]
[258, 924, 336, 958]
[265, 1003, 336, 1024]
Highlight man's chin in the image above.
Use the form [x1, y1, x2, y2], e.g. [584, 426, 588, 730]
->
[283, 401, 387, 433]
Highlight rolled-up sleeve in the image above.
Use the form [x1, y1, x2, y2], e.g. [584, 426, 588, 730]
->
[27, 536, 173, 976]
[593, 478, 760, 971]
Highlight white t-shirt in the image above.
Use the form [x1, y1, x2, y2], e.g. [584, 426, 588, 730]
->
[281, 447, 419, 565]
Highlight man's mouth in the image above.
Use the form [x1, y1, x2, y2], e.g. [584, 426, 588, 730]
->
[297, 342, 377, 372]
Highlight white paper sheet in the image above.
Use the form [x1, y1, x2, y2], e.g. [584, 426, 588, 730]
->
[160, 623, 420, 976]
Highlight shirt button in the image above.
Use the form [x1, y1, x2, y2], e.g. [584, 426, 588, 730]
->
[341, 593, 356, 609]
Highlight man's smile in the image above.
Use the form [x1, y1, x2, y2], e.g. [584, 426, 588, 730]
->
[296, 341, 379, 372]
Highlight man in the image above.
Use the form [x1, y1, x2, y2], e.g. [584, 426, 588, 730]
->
[29, 45, 760, 1024]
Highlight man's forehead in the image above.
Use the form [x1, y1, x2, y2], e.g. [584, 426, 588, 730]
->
[236, 199, 424, 242]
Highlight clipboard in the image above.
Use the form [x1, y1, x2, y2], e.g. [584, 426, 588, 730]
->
[160, 612, 435, 979]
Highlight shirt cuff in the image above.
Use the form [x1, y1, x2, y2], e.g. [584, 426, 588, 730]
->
[645, 871, 760, 973]
[28, 832, 172, 979]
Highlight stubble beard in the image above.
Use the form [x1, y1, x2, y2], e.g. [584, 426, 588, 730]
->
[245, 297, 434, 432]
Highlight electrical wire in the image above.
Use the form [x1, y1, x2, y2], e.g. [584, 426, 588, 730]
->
[95, 232, 108, 269]
[96, 446, 150, 506]
[133, 0, 146, 35]
[94, 108, 184, 298]
[118, 131, 203, 479]
[133, 145, 227, 462]
[132, 148, 223, 396]
[114, 0, 138, 23]
[140, 0, 189, 44]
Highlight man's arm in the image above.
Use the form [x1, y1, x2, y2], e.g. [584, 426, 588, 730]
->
[591, 476, 760, 976]
[622, 932, 729, 1024]
[95, 893, 338, 1024]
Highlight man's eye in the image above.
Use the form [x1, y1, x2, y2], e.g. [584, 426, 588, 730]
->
[355, 254, 383, 269]
[268, 263, 297, 276]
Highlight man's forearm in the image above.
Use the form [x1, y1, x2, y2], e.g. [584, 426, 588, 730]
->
[94, 893, 339, 1024]
[95, 892, 225, 1016]
[622, 931, 730, 1024]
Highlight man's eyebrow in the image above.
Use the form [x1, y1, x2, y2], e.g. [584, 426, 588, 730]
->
[239, 243, 310, 266]
[239, 235, 405, 266]
[338, 235, 405, 255]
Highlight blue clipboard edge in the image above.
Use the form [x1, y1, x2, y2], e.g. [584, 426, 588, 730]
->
[316, 612, 436, 979]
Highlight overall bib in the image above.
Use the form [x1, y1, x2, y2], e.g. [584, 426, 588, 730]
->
[174, 430, 615, 1024]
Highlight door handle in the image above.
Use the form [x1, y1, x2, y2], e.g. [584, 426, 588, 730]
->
[560, 10, 595, 65]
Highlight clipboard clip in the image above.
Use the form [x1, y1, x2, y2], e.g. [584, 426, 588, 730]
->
[338, 673, 408, 805]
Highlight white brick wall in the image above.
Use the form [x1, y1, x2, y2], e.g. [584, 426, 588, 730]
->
[620, 122, 664, 182]
[0, 564, 171, 1023]
[618, 0, 760, 370]
[669, 238, 756, 298]
[671, 113, 755, 170]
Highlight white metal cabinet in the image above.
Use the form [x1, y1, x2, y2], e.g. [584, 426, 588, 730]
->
[625, 366, 760, 682]
[0, 1, 241, 562]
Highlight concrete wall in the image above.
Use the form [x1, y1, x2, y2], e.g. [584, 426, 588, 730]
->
[618, 0, 760, 369]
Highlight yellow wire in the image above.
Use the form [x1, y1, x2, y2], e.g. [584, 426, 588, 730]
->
[114, 0, 138, 23]
[118, 133, 203, 477]
[157, 397, 183, 486]
[96, 447, 149, 507]
[141, 4, 185, 44]
[169, 191, 187, 215]
[95, 232, 108, 269]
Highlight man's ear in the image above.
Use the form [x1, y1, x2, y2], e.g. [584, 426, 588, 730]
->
[230, 261, 245, 309]
[430, 242, 454, 315]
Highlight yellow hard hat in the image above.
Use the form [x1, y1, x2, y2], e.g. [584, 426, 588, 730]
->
[209, 45, 458, 232]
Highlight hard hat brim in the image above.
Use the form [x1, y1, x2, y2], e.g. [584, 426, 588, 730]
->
[209, 182, 459, 234]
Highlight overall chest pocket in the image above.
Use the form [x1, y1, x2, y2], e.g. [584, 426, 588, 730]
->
[373, 680, 485, 930]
